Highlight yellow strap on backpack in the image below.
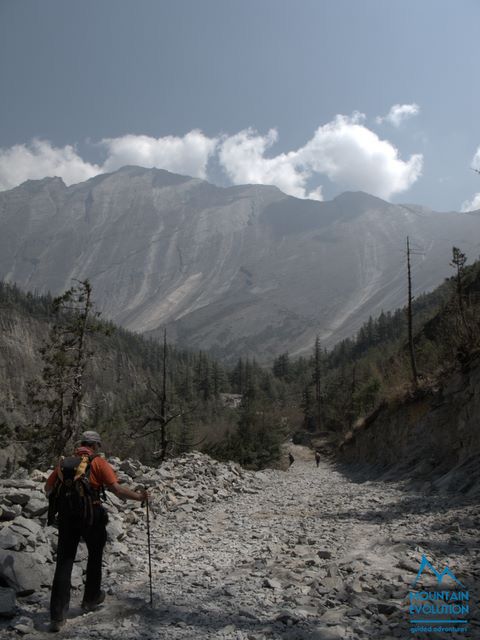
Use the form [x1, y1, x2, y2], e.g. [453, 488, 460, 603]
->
[74, 455, 90, 481]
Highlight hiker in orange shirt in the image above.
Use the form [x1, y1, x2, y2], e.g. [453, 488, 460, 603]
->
[45, 430, 149, 632]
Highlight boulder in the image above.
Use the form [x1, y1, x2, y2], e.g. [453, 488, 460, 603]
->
[22, 491, 48, 518]
[8, 516, 42, 541]
[0, 527, 28, 551]
[0, 504, 21, 521]
[0, 549, 52, 594]
[29, 469, 49, 483]
[4, 492, 30, 507]
[0, 586, 16, 618]
[119, 460, 139, 477]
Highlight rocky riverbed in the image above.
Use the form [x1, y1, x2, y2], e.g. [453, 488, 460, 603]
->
[1, 446, 479, 639]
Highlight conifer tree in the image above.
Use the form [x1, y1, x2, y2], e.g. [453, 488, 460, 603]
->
[27, 280, 105, 464]
[450, 246, 470, 340]
[313, 336, 322, 430]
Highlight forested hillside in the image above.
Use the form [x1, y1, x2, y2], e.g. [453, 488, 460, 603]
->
[260, 251, 480, 444]
[1, 248, 479, 473]
[0, 281, 290, 470]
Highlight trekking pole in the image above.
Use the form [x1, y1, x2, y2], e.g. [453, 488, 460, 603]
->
[143, 497, 154, 606]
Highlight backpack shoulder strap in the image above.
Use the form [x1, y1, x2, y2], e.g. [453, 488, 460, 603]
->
[86, 454, 100, 476]
[57, 456, 66, 482]
[87, 453, 107, 500]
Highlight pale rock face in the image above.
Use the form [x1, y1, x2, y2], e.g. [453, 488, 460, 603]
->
[1, 166, 480, 361]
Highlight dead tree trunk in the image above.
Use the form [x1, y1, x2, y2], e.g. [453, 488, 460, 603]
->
[406, 237, 419, 389]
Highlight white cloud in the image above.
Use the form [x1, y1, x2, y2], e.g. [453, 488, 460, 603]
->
[219, 114, 422, 201]
[471, 146, 480, 171]
[0, 117, 422, 201]
[461, 147, 480, 211]
[0, 139, 100, 190]
[461, 193, 480, 212]
[0, 131, 217, 191]
[298, 113, 423, 199]
[218, 128, 322, 200]
[101, 130, 217, 179]
[376, 103, 420, 127]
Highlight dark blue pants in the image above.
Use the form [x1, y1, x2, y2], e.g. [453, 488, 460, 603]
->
[50, 506, 108, 621]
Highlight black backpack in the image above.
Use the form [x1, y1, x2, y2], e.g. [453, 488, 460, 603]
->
[47, 454, 100, 527]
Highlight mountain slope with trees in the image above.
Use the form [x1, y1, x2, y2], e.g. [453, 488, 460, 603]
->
[1, 246, 479, 477]
[0, 281, 290, 471]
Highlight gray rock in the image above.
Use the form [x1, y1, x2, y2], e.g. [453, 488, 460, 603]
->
[0, 549, 51, 593]
[0, 506, 18, 522]
[8, 516, 42, 538]
[0, 586, 16, 618]
[0, 504, 21, 520]
[319, 625, 348, 639]
[107, 517, 125, 542]
[220, 624, 236, 634]
[0, 527, 27, 551]
[4, 492, 30, 507]
[119, 460, 139, 477]
[321, 608, 348, 624]
[12, 615, 34, 634]
[22, 494, 48, 518]
[263, 578, 281, 590]
[71, 563, 83, 588]
[377, 602, 400, 615]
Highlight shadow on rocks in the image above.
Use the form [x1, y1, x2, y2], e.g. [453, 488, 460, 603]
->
[111, 593, 351, 640]
[319, 493, 473, 521]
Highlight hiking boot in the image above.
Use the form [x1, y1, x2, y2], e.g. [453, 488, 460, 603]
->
[81, 589, 105, 612]
[49, 619, 65, 632]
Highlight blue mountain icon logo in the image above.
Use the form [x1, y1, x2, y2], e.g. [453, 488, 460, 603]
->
[412, 555, 464, 587]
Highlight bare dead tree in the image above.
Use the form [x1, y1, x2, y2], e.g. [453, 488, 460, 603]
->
[406, 237, 419, 389]
[131, 328, 199, 462]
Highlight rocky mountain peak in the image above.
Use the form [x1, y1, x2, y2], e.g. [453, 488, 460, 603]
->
[1, 168, 480, 361]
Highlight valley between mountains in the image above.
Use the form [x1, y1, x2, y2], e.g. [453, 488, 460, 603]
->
[4, 447, 478, 640]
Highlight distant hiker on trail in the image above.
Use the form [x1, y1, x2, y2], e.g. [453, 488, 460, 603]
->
[288, 452, 295, 467]
[315, 451, 321, 468]
[45, 430, 149, 633]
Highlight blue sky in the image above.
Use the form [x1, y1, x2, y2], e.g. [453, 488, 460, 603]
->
[1, 0, 479, 210]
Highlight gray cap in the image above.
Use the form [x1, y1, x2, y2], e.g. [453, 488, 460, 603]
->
[80, 430, 102, 445]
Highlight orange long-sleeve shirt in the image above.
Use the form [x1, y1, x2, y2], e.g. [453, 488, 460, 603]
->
[46, 446, 118, 491]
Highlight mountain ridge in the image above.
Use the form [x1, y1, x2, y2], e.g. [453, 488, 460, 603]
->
[1, 166, 480, 362]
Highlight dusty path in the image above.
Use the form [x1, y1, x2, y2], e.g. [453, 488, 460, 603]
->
[32, 447, 479, 639]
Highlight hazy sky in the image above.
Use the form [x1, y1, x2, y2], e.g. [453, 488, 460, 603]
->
[1, 0, 480, 210]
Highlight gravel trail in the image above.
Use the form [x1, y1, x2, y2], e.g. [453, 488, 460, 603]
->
[24, 447, 480, 639]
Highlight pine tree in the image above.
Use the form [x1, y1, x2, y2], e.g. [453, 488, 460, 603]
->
[272, 353, 291, 381]
[27, 280, 105, 465]
[450, 246, 470, 341]
[313, 336, 322, 430]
